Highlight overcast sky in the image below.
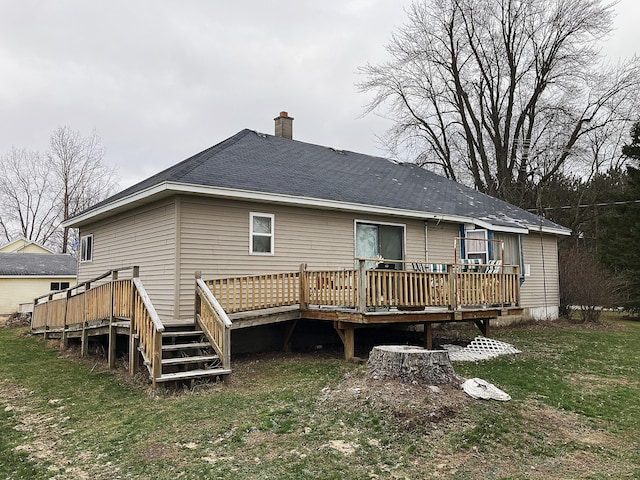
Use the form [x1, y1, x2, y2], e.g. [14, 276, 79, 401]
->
[1, 0, 638, 190]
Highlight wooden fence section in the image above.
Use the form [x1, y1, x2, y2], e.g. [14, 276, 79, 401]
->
[206, 272, 300, 314]
[195, 275, 232, 370]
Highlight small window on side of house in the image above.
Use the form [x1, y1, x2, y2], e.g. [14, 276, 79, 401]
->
[50, 282, 70, 291]
[80, 234, 93, 262]
[250, 213, 274, 255]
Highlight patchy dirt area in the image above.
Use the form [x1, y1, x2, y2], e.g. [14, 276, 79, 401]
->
[0, 380, 105, 480]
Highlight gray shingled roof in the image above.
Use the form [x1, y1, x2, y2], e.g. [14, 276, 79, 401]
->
[77, 129, 567, 232]
[0, 253, 77, 276]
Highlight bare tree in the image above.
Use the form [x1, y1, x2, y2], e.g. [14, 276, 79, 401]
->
[0, 127, 118, 253]
[48, 126, 118, 253]
[359, 0, 640, 206]
[0, 148, 61, 245]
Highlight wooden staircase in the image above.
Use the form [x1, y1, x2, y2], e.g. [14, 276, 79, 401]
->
[150, 320, 231, 384]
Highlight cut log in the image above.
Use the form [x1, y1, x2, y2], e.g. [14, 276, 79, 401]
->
[368, 345, 462, 385]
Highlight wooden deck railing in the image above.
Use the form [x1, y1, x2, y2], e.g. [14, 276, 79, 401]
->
[32, 267, 136, 331]
[195, 273, 232, 370]
[206, 271, 300, 314]
[32, 266, 166, 386]
[205, 260, 519, 314]
[131, 277, 164, 386]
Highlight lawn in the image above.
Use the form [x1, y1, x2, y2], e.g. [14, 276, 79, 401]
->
[1, 317, 639, 479]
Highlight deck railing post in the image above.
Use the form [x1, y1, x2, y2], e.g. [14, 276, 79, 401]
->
[44, 294, 53, 339]
[129, 270, 139, 375]
[61, 289, 71, 350]
[298, 264, 308, 310]
[195, 271, 202, 322]
[152, 330, 162, 388]
[108, 270, 118, 369]
[358, 259, 367, 312]
[514, 266, 520, 306]
[448, 264, 457, 310]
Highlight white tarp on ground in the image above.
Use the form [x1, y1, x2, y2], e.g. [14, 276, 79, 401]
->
[443, 336, 521, 362]
[462, 377, 512, 401]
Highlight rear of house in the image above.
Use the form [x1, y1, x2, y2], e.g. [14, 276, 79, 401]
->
[68, 113, 567, 325]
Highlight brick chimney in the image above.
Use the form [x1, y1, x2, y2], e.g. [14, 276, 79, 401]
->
[274, 111, 293, 139]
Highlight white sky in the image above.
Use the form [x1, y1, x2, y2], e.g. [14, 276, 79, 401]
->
[1, 0, 638, 189]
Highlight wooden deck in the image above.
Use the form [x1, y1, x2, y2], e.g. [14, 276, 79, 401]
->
[31, 260, 522, 381]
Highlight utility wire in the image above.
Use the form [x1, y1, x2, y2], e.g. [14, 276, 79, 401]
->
[527, 199, 640, 212]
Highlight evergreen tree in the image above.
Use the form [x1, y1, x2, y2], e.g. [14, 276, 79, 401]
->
[597, 123, 640, 311]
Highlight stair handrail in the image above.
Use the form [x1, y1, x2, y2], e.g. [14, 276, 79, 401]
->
[131, 276, 165, 385]
[195, 274, 232, 370]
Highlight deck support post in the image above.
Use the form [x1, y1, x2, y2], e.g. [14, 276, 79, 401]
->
[424, 322, 433, 350]
[283, 319, 298, 353]
[343, 327, 355, 361]
[473, 319, 490, 337]
[152, 331, 162, 388]
[81, 323, 89, 357]
[108, 270, 118, 369]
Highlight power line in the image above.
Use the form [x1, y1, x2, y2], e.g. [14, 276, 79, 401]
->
[527, 199, 640, 212]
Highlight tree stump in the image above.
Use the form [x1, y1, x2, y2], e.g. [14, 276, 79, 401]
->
[368, 345, 462, 385]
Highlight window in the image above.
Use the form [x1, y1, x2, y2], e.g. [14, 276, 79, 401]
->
[80, 234, 93, 262]
[355, 221, 404, 269]
[250, 213, 274, 255]
[464, 229, 488, 263]
[50, 282, 70, 291]
[492, 232, 524, 275]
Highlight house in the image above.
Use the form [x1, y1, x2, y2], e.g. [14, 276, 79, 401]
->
[33, 111, 570, 384]
[0, 236, 56, 254]
[0, 243, 77, 314]
[65, 112, 569, 324]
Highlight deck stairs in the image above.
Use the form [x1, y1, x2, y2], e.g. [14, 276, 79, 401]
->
[145, 320, 231, 384]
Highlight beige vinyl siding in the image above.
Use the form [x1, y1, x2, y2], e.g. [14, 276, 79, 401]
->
[78, 199, 176, 321]
[425, 221, 459, 264]
[176, 196, 426, 318]
[520, 233, 560, 313]
[0, 277, 76, 314]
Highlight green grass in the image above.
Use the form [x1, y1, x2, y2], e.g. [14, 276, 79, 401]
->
[0, 318, 639, 479]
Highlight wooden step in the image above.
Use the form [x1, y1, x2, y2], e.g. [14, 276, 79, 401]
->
[161, 355, 219, 366]
[163, 319, 196, 328]
[155, 368, 231, 383]
[162, 330, 204, 338]
[161, 342, 211, 351]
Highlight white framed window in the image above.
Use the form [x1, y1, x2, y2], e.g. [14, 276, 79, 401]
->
[250, 213, 274, 255]
[80, 234, 93, 263]
[464, 229, 487, 263]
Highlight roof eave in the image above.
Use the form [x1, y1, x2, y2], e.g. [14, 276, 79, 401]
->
[64, 181, 566, 235]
